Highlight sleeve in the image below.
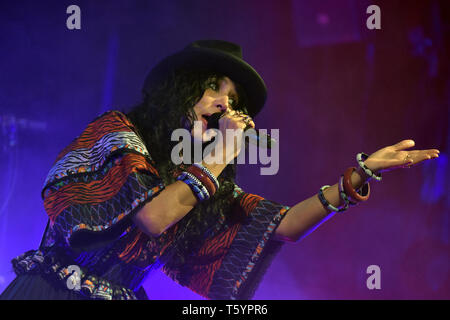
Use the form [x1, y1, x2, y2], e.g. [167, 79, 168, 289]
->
[162, 184, 291, 300]
[41, 111, 165, 251]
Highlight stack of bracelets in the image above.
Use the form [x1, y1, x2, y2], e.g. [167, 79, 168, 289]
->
[176, 163, 220, 202]
[318, 152, 382, 214]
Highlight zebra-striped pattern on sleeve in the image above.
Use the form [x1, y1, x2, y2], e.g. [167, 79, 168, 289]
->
[43, 131, 150, 188]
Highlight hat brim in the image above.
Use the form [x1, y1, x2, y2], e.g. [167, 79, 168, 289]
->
[143, 47, 267, 118]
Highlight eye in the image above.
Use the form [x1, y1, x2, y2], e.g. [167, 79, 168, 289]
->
[206, 79, 239, 108]
[207, 81, 218, 91]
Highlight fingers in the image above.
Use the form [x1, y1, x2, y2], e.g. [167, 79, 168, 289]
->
[239, 113, 255, 128]
[401, 149, 440, 169]
[428, 149, 440, 157]
[392, 140, 440, 165]
[368, 140, 440, 173]
[393, 139, 415, 151]
[227, 110, 255, 128]
[425, 149, 440, 159]
[392, 140, 439, 154]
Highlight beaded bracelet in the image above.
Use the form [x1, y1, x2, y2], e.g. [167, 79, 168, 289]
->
[357, 152, 382, 181]
[176, 171, 210, 202]
[185, 164, 217, 196]
[343, 167, 370, 202]
[184, 171, 211, 199]
[193, 163, 220, 191]
[179, 172, 209, 201]
[318, 185, 349, 213]
[177, 173, 206, 202]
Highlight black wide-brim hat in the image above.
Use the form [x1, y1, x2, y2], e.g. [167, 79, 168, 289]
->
[142, 40, 267, 118]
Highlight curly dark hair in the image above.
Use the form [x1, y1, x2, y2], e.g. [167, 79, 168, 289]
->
[124, 66, 249, 285]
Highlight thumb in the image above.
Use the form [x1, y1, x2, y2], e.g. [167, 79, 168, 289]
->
[393, 139, 415, 151]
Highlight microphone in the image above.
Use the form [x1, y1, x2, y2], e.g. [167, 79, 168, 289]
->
[205, 112, 276, 149]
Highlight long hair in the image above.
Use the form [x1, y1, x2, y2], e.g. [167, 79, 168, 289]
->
[124, 66, 249, 284]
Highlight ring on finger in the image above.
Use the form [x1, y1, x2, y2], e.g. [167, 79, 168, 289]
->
[404, 154, 413, 167]
[243, 118, 252, 126]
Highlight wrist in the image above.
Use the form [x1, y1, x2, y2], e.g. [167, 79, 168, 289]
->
[200, 160, 227, 178]
[355, 165, 372, 183]
[352, 167, 369, 189]
[344, 167, 370, 203]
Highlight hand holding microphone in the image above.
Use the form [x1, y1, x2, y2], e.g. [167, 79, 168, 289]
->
[206, 110, 275, 149]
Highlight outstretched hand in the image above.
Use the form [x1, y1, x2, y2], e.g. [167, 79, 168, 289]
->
[364, 139, 440, 173]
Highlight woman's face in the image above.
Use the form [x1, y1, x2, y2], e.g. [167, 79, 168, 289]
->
[190, 76, 240, 141]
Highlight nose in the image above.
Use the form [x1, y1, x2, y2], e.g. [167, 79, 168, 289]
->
[215, 95, 230, 112]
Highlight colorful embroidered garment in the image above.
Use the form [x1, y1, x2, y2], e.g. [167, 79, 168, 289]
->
[7, 111, 290, 300]
[163, 186, 290, 299]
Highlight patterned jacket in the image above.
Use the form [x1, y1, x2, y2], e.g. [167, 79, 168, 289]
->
[12, 111, 290, 300]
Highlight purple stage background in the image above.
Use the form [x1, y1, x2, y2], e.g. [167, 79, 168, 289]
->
[0, 0, 448, 299]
